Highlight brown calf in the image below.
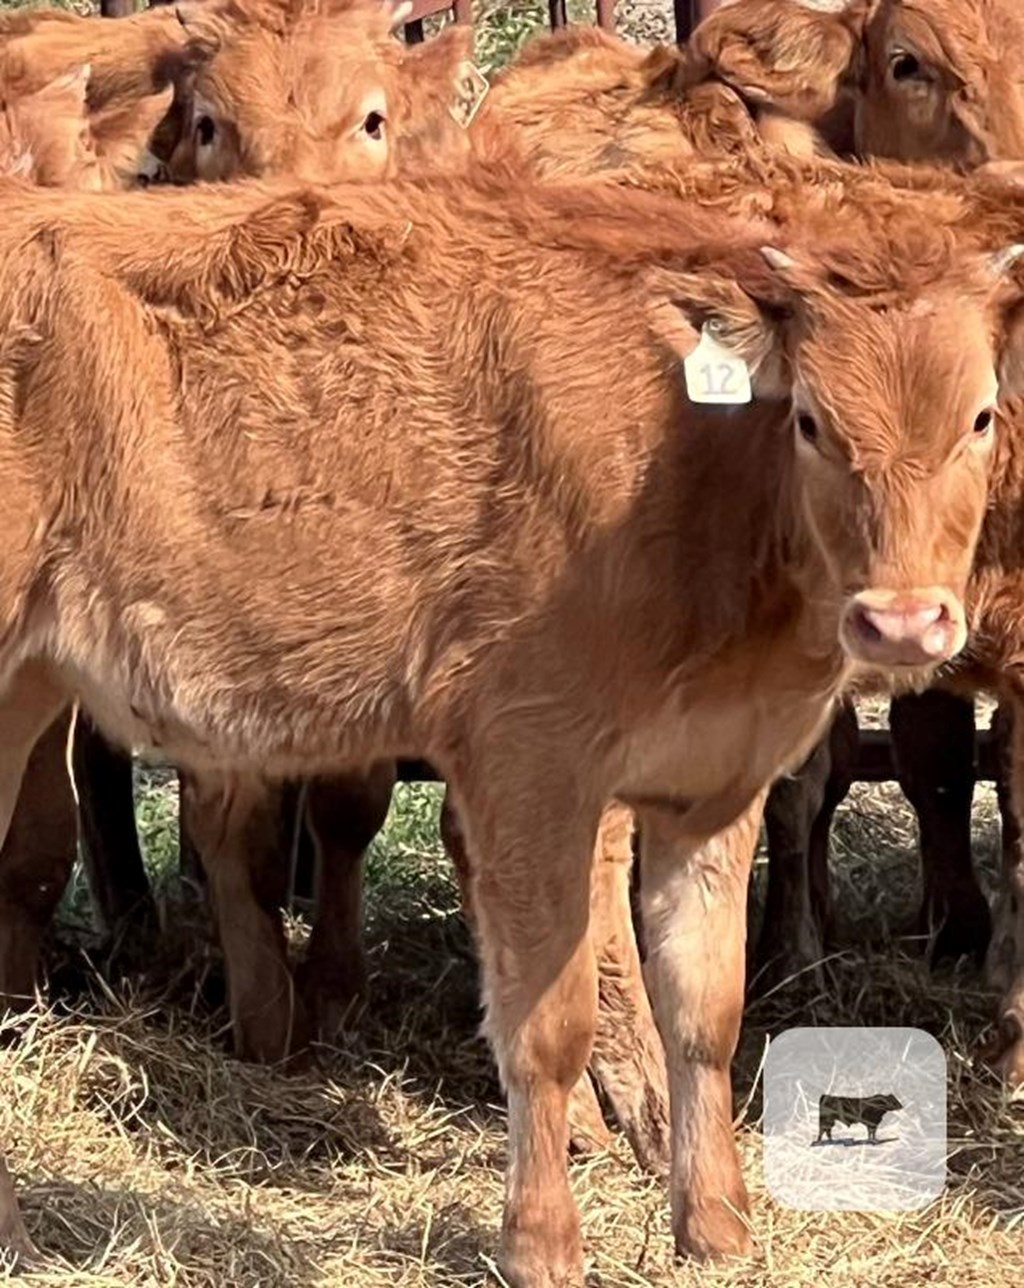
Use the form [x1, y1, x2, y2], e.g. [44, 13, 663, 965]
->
[163, 0, 473, 183]
[111, 0, 674, 1175]
[0, 165, 1014, 1276]
[689, 0, 1024, 993]
[0, 55, 205, 1009]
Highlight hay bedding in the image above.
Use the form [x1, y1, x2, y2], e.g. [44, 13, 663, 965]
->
[2, 731, 1023, 1287]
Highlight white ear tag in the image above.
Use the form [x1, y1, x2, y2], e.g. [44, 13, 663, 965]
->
[450, 61, 490, 130]
[683, 326, 752, 405]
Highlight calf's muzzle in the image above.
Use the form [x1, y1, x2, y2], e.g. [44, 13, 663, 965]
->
[840, 587, 966, 669]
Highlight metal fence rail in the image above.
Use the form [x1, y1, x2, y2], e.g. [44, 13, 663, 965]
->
[101, 0, 725, 44]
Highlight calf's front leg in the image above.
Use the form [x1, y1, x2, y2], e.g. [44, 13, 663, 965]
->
[637, 792, 766, 1260]
[455, 778, 601, 1288]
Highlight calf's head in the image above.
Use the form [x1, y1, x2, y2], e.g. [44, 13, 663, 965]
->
[858, 0, 1024, 166]
[649, 237, 1024, 672]
[165, 0, 473, 183]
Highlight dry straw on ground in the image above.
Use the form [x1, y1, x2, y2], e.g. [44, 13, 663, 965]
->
[4, 697, 1024, 1287]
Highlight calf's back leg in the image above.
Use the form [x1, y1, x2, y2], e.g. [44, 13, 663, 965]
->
[982, 698, 1024, 1085]
[180, 770, 309, 1063]
[588, 803, 670, 1178]
[295, 762, 396, 1040]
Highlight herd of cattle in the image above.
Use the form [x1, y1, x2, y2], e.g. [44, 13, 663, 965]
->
[1, 0, 1024, 1279]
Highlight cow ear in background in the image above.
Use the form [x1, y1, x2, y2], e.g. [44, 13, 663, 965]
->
[991, 245, 1024, 399]
[690, 0, 868, 121]
[400, 22, 478, 114]
[92, 85, 175, 183]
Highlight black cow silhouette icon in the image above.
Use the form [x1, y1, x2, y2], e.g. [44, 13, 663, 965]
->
[815, 1093, 904, 1144]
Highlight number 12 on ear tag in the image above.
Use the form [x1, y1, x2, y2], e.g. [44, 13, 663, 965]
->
[683, 326, 752, 405]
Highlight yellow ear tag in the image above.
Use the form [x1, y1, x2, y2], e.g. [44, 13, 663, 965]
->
[450, 62, 490, 130]
[683, 326, 752, 405]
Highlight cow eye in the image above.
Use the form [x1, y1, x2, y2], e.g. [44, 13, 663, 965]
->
[973, 409, 994, 435]
[797, 413, 819, 444]
[195, 115, 216, 148]
[363, 110, 386, 141]
[890, 52, 923, 82]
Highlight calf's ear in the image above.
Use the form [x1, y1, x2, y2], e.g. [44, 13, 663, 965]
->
[643, 247, 802, 398]
[92, 85, 175, 183]
[690, 0, 868, 122]
[401, 22, 475, 74]
[991, 246, 1024, 399]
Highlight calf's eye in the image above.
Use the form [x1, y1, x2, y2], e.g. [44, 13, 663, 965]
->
[195, 115, 216, 147]
[797, 413, 819, 444]
[890, 52, 922, 82]
[973, 409, 994, 434]
[363, 111, 386, 141]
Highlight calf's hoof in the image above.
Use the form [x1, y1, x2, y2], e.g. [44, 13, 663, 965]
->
[980, 1011, 1024, 1088]
[674, 1193, 754, 1261]
[233, 994, 314, 1069]
[498, 1225, 585, 1288]
[295, 956, 367, 1044]
[925, 887, 992, 967]
[566, 1074, 614, 1157]
[0, 1160, 39, 1271]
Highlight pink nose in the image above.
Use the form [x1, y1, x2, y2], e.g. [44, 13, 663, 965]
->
[841, 589, 966, 668]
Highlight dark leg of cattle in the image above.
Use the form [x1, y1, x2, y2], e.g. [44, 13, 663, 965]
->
[72, 718, 159, 956]
[180, 770, 310, 1063]
[290, 805, 317, 905]
[0, 1155, 35, 1268]
[755, 702, 859, 990]
[889, 690, 991, 963]
[982, 700, 1024, 1085]
[177, 771, 207, 904]
[295, 763, 396, 1040]
[0, 711, 78, 1010]
[987, 702, 1020, 992]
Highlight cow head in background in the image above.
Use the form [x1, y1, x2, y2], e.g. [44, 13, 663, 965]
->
[164, 0, 474, 182]
[690, 0, 1024, 169]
